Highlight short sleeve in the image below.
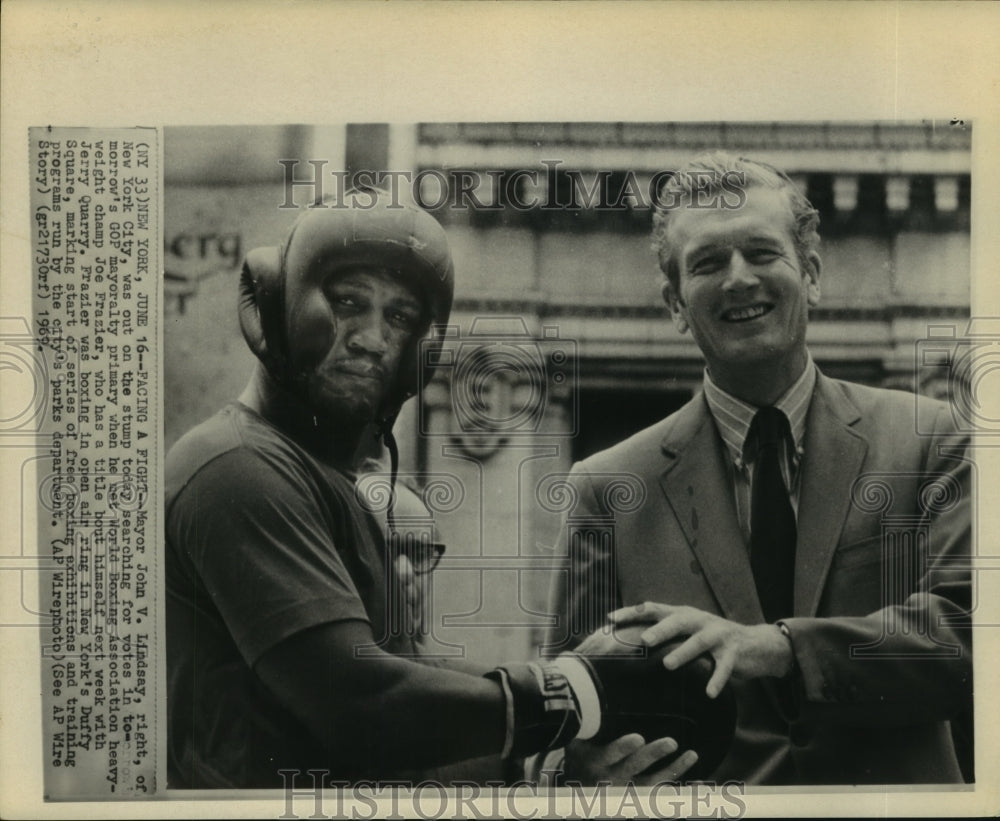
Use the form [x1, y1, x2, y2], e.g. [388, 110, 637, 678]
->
[168, 447, 371, 665]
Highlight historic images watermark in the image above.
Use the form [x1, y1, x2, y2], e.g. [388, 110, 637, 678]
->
[278, 161, 749, 213]
[277, 772, 748, 820]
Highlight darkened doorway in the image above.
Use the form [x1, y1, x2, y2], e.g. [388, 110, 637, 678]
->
[573, 388, 692, 462]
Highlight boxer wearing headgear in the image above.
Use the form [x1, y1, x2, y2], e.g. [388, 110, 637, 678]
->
[237, 195, 454, 464]
[165, 193, 736, 789]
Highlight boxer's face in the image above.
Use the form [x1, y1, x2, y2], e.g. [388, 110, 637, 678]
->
[286, 267, 424, 423]
[663, 185, 821, 391]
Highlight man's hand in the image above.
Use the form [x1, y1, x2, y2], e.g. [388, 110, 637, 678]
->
[394, 554, 426, 639]
[574, 623, 648, 656]
[610, 603, 794, 698]
[564, 734, 699, 786]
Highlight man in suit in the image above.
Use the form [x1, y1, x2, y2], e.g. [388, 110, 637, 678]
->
[548, 152, 972, 785]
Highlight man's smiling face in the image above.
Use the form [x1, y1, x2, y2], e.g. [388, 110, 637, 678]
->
[663, 185, 821, 394]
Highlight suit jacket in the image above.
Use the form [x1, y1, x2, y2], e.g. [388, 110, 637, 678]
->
[547, 371, 972, 785]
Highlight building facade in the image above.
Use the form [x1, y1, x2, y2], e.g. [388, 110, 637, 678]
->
[164, 121, 971, 664]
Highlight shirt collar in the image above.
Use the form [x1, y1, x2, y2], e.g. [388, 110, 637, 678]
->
[702, 353, 817, 467]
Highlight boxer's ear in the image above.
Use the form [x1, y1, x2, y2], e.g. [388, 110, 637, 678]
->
[238, 246, 282, 363]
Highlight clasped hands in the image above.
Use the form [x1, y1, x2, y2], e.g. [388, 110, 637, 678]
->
[565, 602, 795, 784]
[586, 602, 796, 697]
[393, 556, 793, 783]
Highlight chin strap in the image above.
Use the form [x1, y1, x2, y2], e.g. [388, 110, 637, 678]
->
[378, 416, 401, 539]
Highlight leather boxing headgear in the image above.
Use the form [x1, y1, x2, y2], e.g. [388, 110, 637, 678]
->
[238, 193, 455, 420]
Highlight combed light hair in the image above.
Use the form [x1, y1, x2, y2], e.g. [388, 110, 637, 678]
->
[651, 151, 820, 292]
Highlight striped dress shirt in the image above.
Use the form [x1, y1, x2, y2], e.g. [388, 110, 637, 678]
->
[701, 356, 817, 545]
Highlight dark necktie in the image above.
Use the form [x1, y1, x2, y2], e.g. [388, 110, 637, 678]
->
[749, 407, 796, 623]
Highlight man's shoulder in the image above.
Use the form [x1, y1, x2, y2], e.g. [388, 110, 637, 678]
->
[819, 375, 955, 432]
[824, 375, 918, 407]
[165, 403, 306, 510]
[168, 403, 251, 473]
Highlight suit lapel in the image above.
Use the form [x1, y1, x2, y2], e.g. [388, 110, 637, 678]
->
[795, 373, 868, 616]
[658, 396, 765, 623]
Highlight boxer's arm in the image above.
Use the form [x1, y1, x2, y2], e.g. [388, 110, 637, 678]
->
[255, 618, 507, 771]
[255, 618, 733, 777]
